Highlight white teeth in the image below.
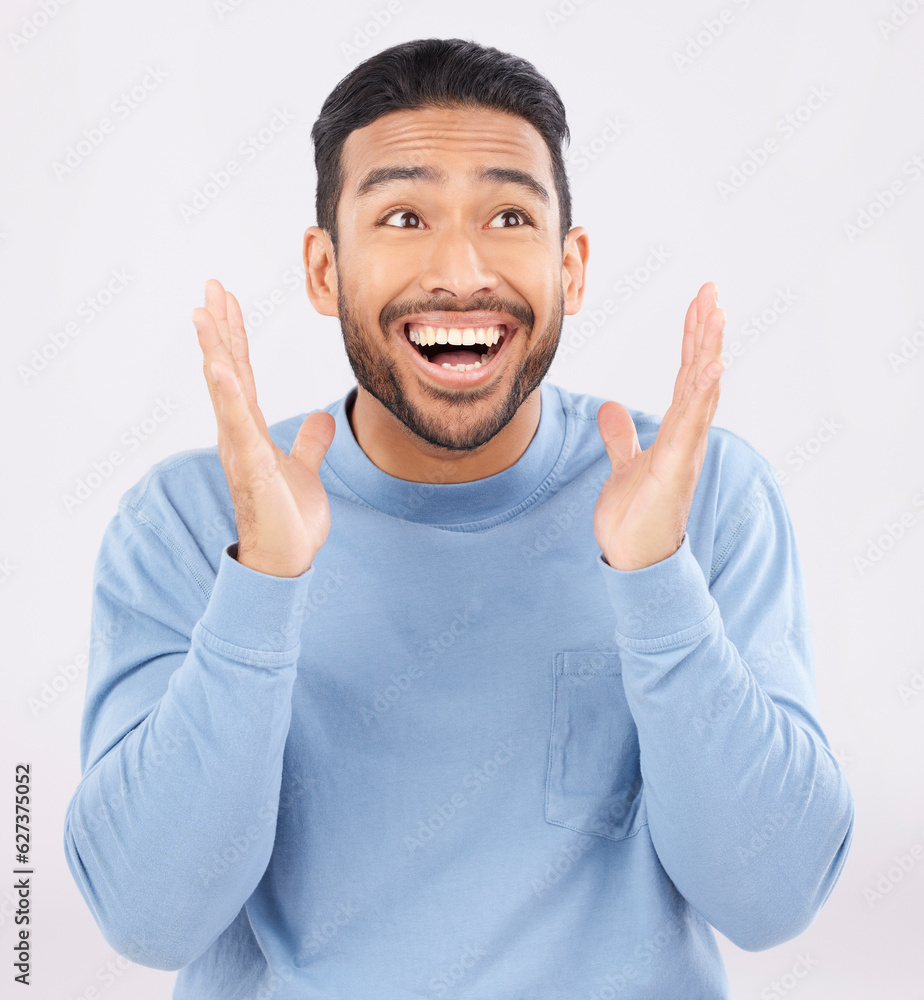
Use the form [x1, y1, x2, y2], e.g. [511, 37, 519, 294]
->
[406, 323, 508, 372]
[406, 324, 505, 345]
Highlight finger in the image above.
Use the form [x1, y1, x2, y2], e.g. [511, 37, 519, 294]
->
[671, 296, 699, 407]
[210, 359, 270, 467]
[204, 278, 232, 354]
[683, 303, 725, 410]
[705, 365, 722, 427]
[700, 358, 723, 456]
[697, 370, 723, 467]
[692, 283, 713, 356]
[597, 400, 642, 474]
[225, 290, 260, 409]
[674, 283, 717, 407]
[193, 307, 235, 420]
[290, 411, 336, 473]
[696, 305, 726, 385]
[671, 355, 725, 457]
[689, 282, 717, 370]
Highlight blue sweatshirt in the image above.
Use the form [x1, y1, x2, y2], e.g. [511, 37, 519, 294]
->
[63, 379, 854, 999]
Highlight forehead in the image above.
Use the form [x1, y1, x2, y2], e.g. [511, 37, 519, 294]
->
[339, 105, 554, 194]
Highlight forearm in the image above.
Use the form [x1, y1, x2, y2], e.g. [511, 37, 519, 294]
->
[600, 539, 854, 950]
[64, 544, 311, 970]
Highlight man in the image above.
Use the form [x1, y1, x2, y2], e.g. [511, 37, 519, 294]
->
[64, 37, 854, 999]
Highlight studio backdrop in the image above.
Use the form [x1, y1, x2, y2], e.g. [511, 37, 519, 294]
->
[2, 0, 922, 996]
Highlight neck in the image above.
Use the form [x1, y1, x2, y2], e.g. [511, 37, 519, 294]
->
[346, 386, 542, 484]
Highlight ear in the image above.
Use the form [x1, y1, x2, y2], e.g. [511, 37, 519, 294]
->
[561, 226, 589, 317]
[303, 226, 339, 318]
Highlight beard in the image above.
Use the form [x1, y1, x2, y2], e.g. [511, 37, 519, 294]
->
[335, 270, 564, 453]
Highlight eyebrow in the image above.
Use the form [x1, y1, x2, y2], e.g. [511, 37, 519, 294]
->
[354, 164, 550, 207]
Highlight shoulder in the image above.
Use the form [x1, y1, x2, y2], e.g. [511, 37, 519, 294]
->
[547, 380, 787, 566]
[548, 379, 776, 484]
[112, 407, 332, 540]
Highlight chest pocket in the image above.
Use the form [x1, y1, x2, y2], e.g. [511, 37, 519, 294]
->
[545, 651, 646, 842]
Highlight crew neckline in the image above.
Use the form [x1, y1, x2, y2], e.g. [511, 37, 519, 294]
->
[320, 381, 571, 528]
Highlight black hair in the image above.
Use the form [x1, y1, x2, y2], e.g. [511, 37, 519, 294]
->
[310, 37, 572, 252]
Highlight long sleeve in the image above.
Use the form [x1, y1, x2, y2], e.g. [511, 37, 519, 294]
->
[596, 460, 854, 951]
[63, 490, 316, 971]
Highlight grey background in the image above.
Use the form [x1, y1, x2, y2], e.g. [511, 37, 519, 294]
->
[2, 0, 922, 996]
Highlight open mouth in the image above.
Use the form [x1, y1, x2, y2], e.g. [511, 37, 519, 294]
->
[403, 322, 509, 372]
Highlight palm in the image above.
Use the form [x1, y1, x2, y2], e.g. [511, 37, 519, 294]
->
[593, 282, 725, 572]
[194, 278, 335, 576]
[271, 439, 332, 556]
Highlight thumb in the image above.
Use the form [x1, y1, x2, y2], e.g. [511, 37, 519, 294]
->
[289, 411, 336, 472]
[597, 401, 641, 474]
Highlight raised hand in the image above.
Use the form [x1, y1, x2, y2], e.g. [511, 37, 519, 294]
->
[192, 278, 336, 577]
[593, 281, 726, 572]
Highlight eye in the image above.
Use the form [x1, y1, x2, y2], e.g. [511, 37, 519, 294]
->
[487, 209, 532, 228]
[377, 207, 535, 229]
[380, 209, 424, 228]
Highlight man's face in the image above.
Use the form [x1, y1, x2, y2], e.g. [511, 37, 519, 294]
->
[321, 104, 584, 452]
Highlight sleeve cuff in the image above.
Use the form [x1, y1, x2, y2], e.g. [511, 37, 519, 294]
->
[597, 534, 716, 643]
[197, 542, 316, 655]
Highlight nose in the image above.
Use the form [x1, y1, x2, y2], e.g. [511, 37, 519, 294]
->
[418, 224, 500, 302]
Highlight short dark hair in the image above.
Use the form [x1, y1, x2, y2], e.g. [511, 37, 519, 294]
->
[310, 37, 572, 252]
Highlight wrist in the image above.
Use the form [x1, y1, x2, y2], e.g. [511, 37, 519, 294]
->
[233, 542, 313, 578]
[602, 535, 684, 572]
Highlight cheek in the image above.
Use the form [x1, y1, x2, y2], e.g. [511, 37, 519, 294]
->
[496, 254, 561, 313]
[493, 240, 560, 285]
[351, 245, 417, 298]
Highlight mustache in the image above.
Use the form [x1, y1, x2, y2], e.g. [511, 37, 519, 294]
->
[379, 296, 534, 334]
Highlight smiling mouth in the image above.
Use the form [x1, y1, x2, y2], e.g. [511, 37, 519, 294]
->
[404, 322, 509, 371]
